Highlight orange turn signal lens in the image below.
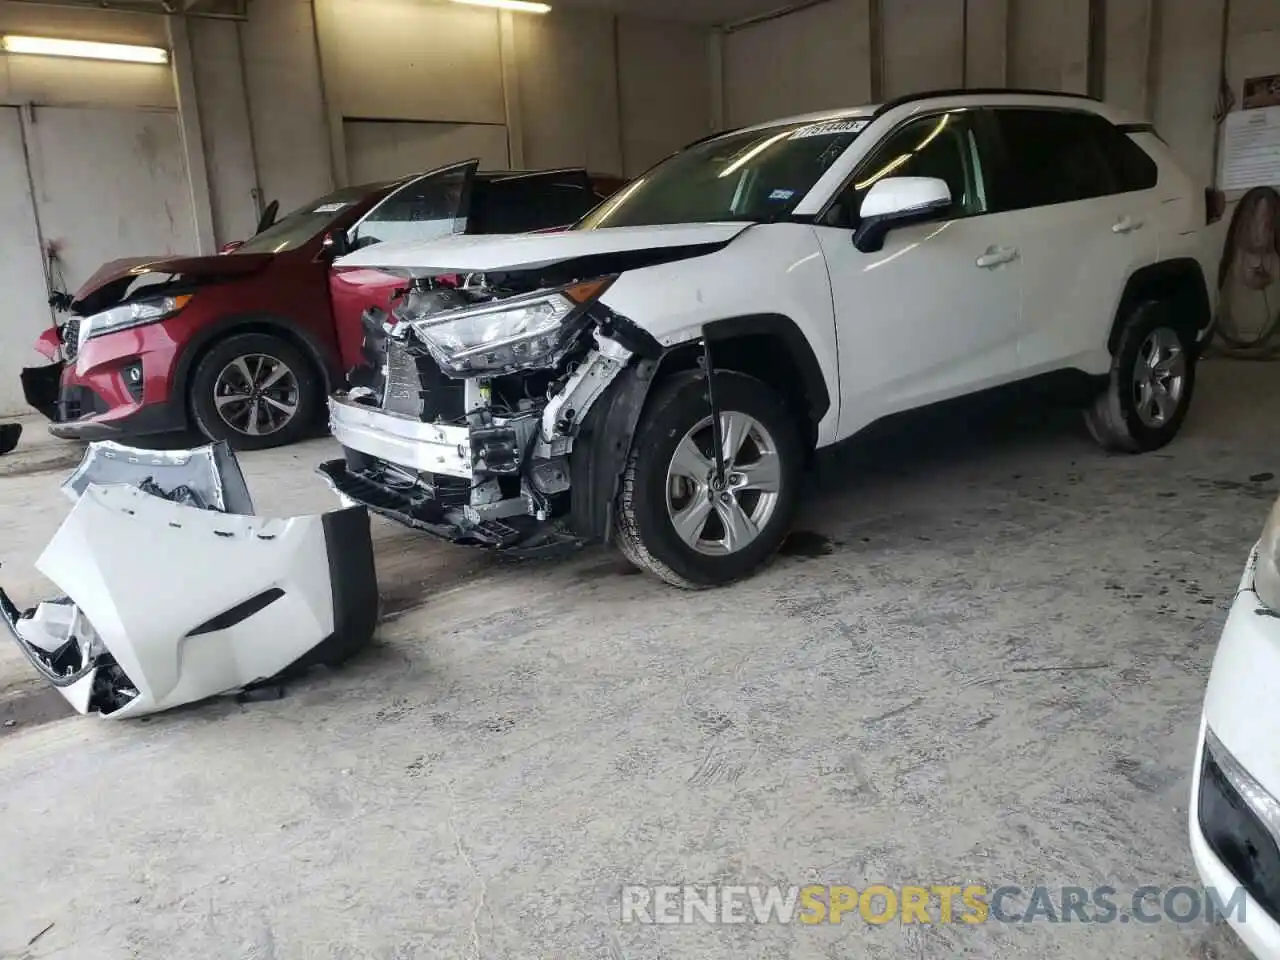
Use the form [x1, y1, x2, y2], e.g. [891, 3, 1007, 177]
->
[563, 277, 615, 305]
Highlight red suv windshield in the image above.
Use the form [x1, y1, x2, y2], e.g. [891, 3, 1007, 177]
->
[233, 183, 387, 255]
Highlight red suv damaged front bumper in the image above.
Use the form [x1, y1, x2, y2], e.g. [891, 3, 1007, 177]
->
[22, 321, 189, 441]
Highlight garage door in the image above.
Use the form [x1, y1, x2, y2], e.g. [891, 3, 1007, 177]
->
[22, 106, 197, 292]
[0, 108, 56, 417]
[345, 120, 510, 183]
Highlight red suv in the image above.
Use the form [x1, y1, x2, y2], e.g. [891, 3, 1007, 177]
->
[21, 162, 624, 449]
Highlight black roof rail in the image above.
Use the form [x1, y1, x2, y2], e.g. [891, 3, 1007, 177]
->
[873, 87, 1102, 117]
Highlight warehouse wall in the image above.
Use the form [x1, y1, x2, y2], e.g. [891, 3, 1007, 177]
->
[184, 0, 715, 236]
[712, 0, 1279, 196]
[325, 0, 506, 125]
[880, 0, 964, 99]
[1008, 0, 1091, 94]
[188, 17, 259, 246]
[513, 7, 622, 172]
[1, 0, 1275, 284]
[722, 0, 872, 127]
[618, 16, 710, 176]
[0, 4, 199, 414]
[240, 0, 333, 219]
[0, 1, 173, 109]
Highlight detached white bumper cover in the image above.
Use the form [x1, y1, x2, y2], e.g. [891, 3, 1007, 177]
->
[1191, 551, 1280, 959]
[1, 485, 378, 719]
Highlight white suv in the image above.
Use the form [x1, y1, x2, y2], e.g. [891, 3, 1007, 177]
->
[319, 89, 1216, 588]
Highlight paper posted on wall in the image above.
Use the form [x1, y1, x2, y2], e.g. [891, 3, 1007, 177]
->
[1220, 106, 1280, 191]
[1243, 75, 1280, 111]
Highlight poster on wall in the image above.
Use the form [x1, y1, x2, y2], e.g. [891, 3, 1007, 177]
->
[1243, 75, 1280, 110]
[1219, 106, 1280, 191]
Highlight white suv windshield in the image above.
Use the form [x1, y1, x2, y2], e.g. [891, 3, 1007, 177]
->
[578, 117, 868, 230]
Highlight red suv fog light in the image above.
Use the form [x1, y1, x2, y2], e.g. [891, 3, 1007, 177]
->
[123, 361, 144, 403]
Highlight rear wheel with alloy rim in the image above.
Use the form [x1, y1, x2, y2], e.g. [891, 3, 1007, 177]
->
[616, 370, 802, 588]
[1084, 300, 1197, 453]
[190, 332, 323, 450]
[1130, 326, 1187, 429]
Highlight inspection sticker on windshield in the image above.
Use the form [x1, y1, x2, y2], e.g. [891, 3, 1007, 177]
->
[312, 202, 351, 214]
[790, 119, 869, 139]
[769, 189, 796, 201]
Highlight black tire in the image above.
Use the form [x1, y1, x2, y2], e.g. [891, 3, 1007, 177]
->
[189, 333, 324, 451]
[615, 370, 803, 589]
[1084, 300, 1197, 453]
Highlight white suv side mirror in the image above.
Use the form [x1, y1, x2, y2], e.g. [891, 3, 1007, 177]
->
[854, 176, 952, 253]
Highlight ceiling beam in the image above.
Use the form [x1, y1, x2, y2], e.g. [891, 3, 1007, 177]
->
[2, 0, 246, 20]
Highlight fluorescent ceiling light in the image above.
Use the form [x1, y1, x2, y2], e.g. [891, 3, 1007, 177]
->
[1, 35, 169, 64]
[448, 0, 552, 13]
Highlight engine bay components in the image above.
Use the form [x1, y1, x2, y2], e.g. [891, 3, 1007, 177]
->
[321, 268, 663, 555]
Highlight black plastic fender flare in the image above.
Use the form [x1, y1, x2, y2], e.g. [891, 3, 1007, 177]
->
[565, 311, 829, 544]
[566, 356, 660, 545]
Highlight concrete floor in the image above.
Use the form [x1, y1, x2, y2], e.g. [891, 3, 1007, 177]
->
[0, 359, 1274, 959]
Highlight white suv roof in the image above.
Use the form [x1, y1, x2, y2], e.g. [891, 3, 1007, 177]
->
[736, 89, 1138, 136]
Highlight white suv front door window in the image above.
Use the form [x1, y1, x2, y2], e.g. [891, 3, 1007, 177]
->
[814, 110, 1023, 435]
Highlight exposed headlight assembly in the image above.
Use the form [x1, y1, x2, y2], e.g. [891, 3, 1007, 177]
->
[1254, 496, 1280, 611]
[78, 294, 193, 353]
[404, 278, 614, 374]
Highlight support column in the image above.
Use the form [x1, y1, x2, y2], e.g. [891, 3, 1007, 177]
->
[708, 28, 725, 131]
[964, 0, 1008, 87]
[311, 0, 349, 188]
[167, 15, 216, 255]
[498, 10, 525, 168]
[1100, 0, 1156, 115]
[867, 0, 884, 101]
[1153, 0, 1227, 189]
[1060, 0, 1093, 94]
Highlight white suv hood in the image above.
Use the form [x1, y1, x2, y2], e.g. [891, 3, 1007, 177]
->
[335, 222, 750, 275]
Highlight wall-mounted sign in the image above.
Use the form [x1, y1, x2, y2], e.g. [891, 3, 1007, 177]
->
[1244, 75, 1280, 110]
[1221, 105, 1280, 191]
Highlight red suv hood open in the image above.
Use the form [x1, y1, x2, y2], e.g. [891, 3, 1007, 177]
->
[73, 253, 276, 315]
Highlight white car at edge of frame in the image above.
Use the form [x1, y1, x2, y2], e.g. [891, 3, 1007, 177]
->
[1191, 496, 1280, 960]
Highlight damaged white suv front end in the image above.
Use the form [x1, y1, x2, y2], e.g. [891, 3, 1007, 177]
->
[318, 227, 741, 557]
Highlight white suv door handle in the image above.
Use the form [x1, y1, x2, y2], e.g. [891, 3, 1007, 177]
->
[1112, 216, 1145, 234]
[976, 246, 1019, 269]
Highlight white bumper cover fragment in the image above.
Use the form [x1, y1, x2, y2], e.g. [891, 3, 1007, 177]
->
[2, 485, 378, 719]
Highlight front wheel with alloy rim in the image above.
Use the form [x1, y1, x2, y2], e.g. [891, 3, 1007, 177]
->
[1084, 300, 1197, 453]
[615, 370, 803, 588]
[190, 332, 324, 450]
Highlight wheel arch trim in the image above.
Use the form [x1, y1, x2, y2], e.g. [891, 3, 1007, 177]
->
[700, 313, 832, 426]
[568, 312, 828, 545]
[1108, 258, 1211, 354]
[174, 314, 339, 423]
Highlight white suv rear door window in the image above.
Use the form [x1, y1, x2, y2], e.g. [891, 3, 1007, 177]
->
[988, 108, 1160, 371]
